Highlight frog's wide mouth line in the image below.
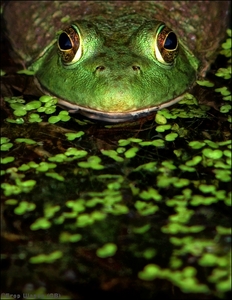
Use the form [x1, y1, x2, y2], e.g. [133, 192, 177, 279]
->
[34, 77, 187, 122]
[57, 94, 185, 123]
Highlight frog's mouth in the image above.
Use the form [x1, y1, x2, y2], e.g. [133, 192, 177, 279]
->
[34, 77, 186, 123]
[56, 95, 184, 123]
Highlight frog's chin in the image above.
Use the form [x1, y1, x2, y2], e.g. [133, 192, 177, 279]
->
[56, 95, 184, 123]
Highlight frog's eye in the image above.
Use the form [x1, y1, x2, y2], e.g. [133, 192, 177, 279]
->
[57, 26, 82, 64]
[154, 25, 178, 66]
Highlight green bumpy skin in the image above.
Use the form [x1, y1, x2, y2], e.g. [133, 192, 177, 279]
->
[31, 20, 198, 115]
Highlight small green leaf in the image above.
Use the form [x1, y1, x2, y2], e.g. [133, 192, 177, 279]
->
[96, 243, 117, 258]
[196, 80, 214, 87]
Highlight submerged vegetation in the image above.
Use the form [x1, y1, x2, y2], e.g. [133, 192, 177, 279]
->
[1, 30, 231, 299]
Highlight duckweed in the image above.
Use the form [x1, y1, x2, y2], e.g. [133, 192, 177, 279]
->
[143, 248, 156, 259]
[66, 200, 85, 213]
[14, 201, 36, 215]
[198, 184, 216, 193]
[155, 124, 171, 132]
[190, 195, 217, 206]
[155, 113, 167, 125]
[78, 156, 104, 170]
[48, 115, 61, 124]
[1, 179, 36, 196]
[0, 141, 13, 151]
[134, 161, 157, 172]
[15, 138, 37, 145]
[139, 188, 162, 201]
[132, 224, 150, 234]
[65, 131, 85, 140]
[59, 232, 82, 243]
[220, 104, 231, 113]
[36, 162, 57, 172]
[139, 139, 165, 147]
[135, 201, 159, 216]
[29, 113, 42, 123]
[5, 199, 18, 205]
[65, 148, 88, 158]
[124, 147, 139, 158]
[1, 156, 15, 164]
[165, 132, 178, 141]
[101, 149, 124, 162]
[185, 156, 202, 166]
[48, 153, 67, 163]
[214, 169, 231, 182]
[30, 217, 51, 230]
[138, 264, 160, 281]
[44, 205, 60, 219]
[96, 243, 117, 258]
[45, 172, 65, 181]
[198, 253, 219, 267]
[76, 214, 94, 227]
[25, 100, 41, 110]
[29, 251, 63, 264]
[196, 80, 214, 87]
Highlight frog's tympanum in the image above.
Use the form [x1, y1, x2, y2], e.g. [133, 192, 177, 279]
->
[3, 1, 231, 122]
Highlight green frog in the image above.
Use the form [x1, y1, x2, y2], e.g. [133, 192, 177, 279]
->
[3, 1, 230, 122]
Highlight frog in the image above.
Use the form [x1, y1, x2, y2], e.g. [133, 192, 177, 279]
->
[3, 1, 231, 122]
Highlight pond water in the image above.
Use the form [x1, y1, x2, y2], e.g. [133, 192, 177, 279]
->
[1, 12, 231, 300]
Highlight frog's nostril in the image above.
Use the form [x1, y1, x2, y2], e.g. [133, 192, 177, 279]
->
[96, 66, 105, 71]
[132, 65, 140, 71]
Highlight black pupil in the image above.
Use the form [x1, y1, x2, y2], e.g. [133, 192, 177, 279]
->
[59, 32, 72, 50]
[164, 32, 177, 50]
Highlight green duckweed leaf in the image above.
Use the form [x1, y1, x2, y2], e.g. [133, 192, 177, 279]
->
[133, 224, 150, 234]
[196, 80, 214, 87]
[0, 143, 13, 151]
[39, 95, 55, 103]
[14, 201, 36, 215]
[220, 104, 231, 113]
[124, 147, 139, 158]
[96, 243, 117, 258]
[30, 217, 51, 230]
[65, 131, 85, 140]
[155, 124, 171, 132]
[101, 149, 124, 162]
[5, 199, 18, 205]
[15, 138, 37, 145]
[138, 264, 160, 281]
[165, 133, 178, 142]
[29, 113, 42, 123]
[48, 115, 60, 123]
[65, 148, 88, 158]
[45, 172, 65, 181]
[48, 154, 67, 162]
[29, 250, 63, 264]
[185, 156, 202, 166]
[25, 100, 41, 110]
[1, 156, 15, 164]
[155, 113, 167, 125]
[59, 232, 82, 243]
[78, 156, 104, 170]
[13, 109, 27, 117]
[202, 148, 223, 159]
